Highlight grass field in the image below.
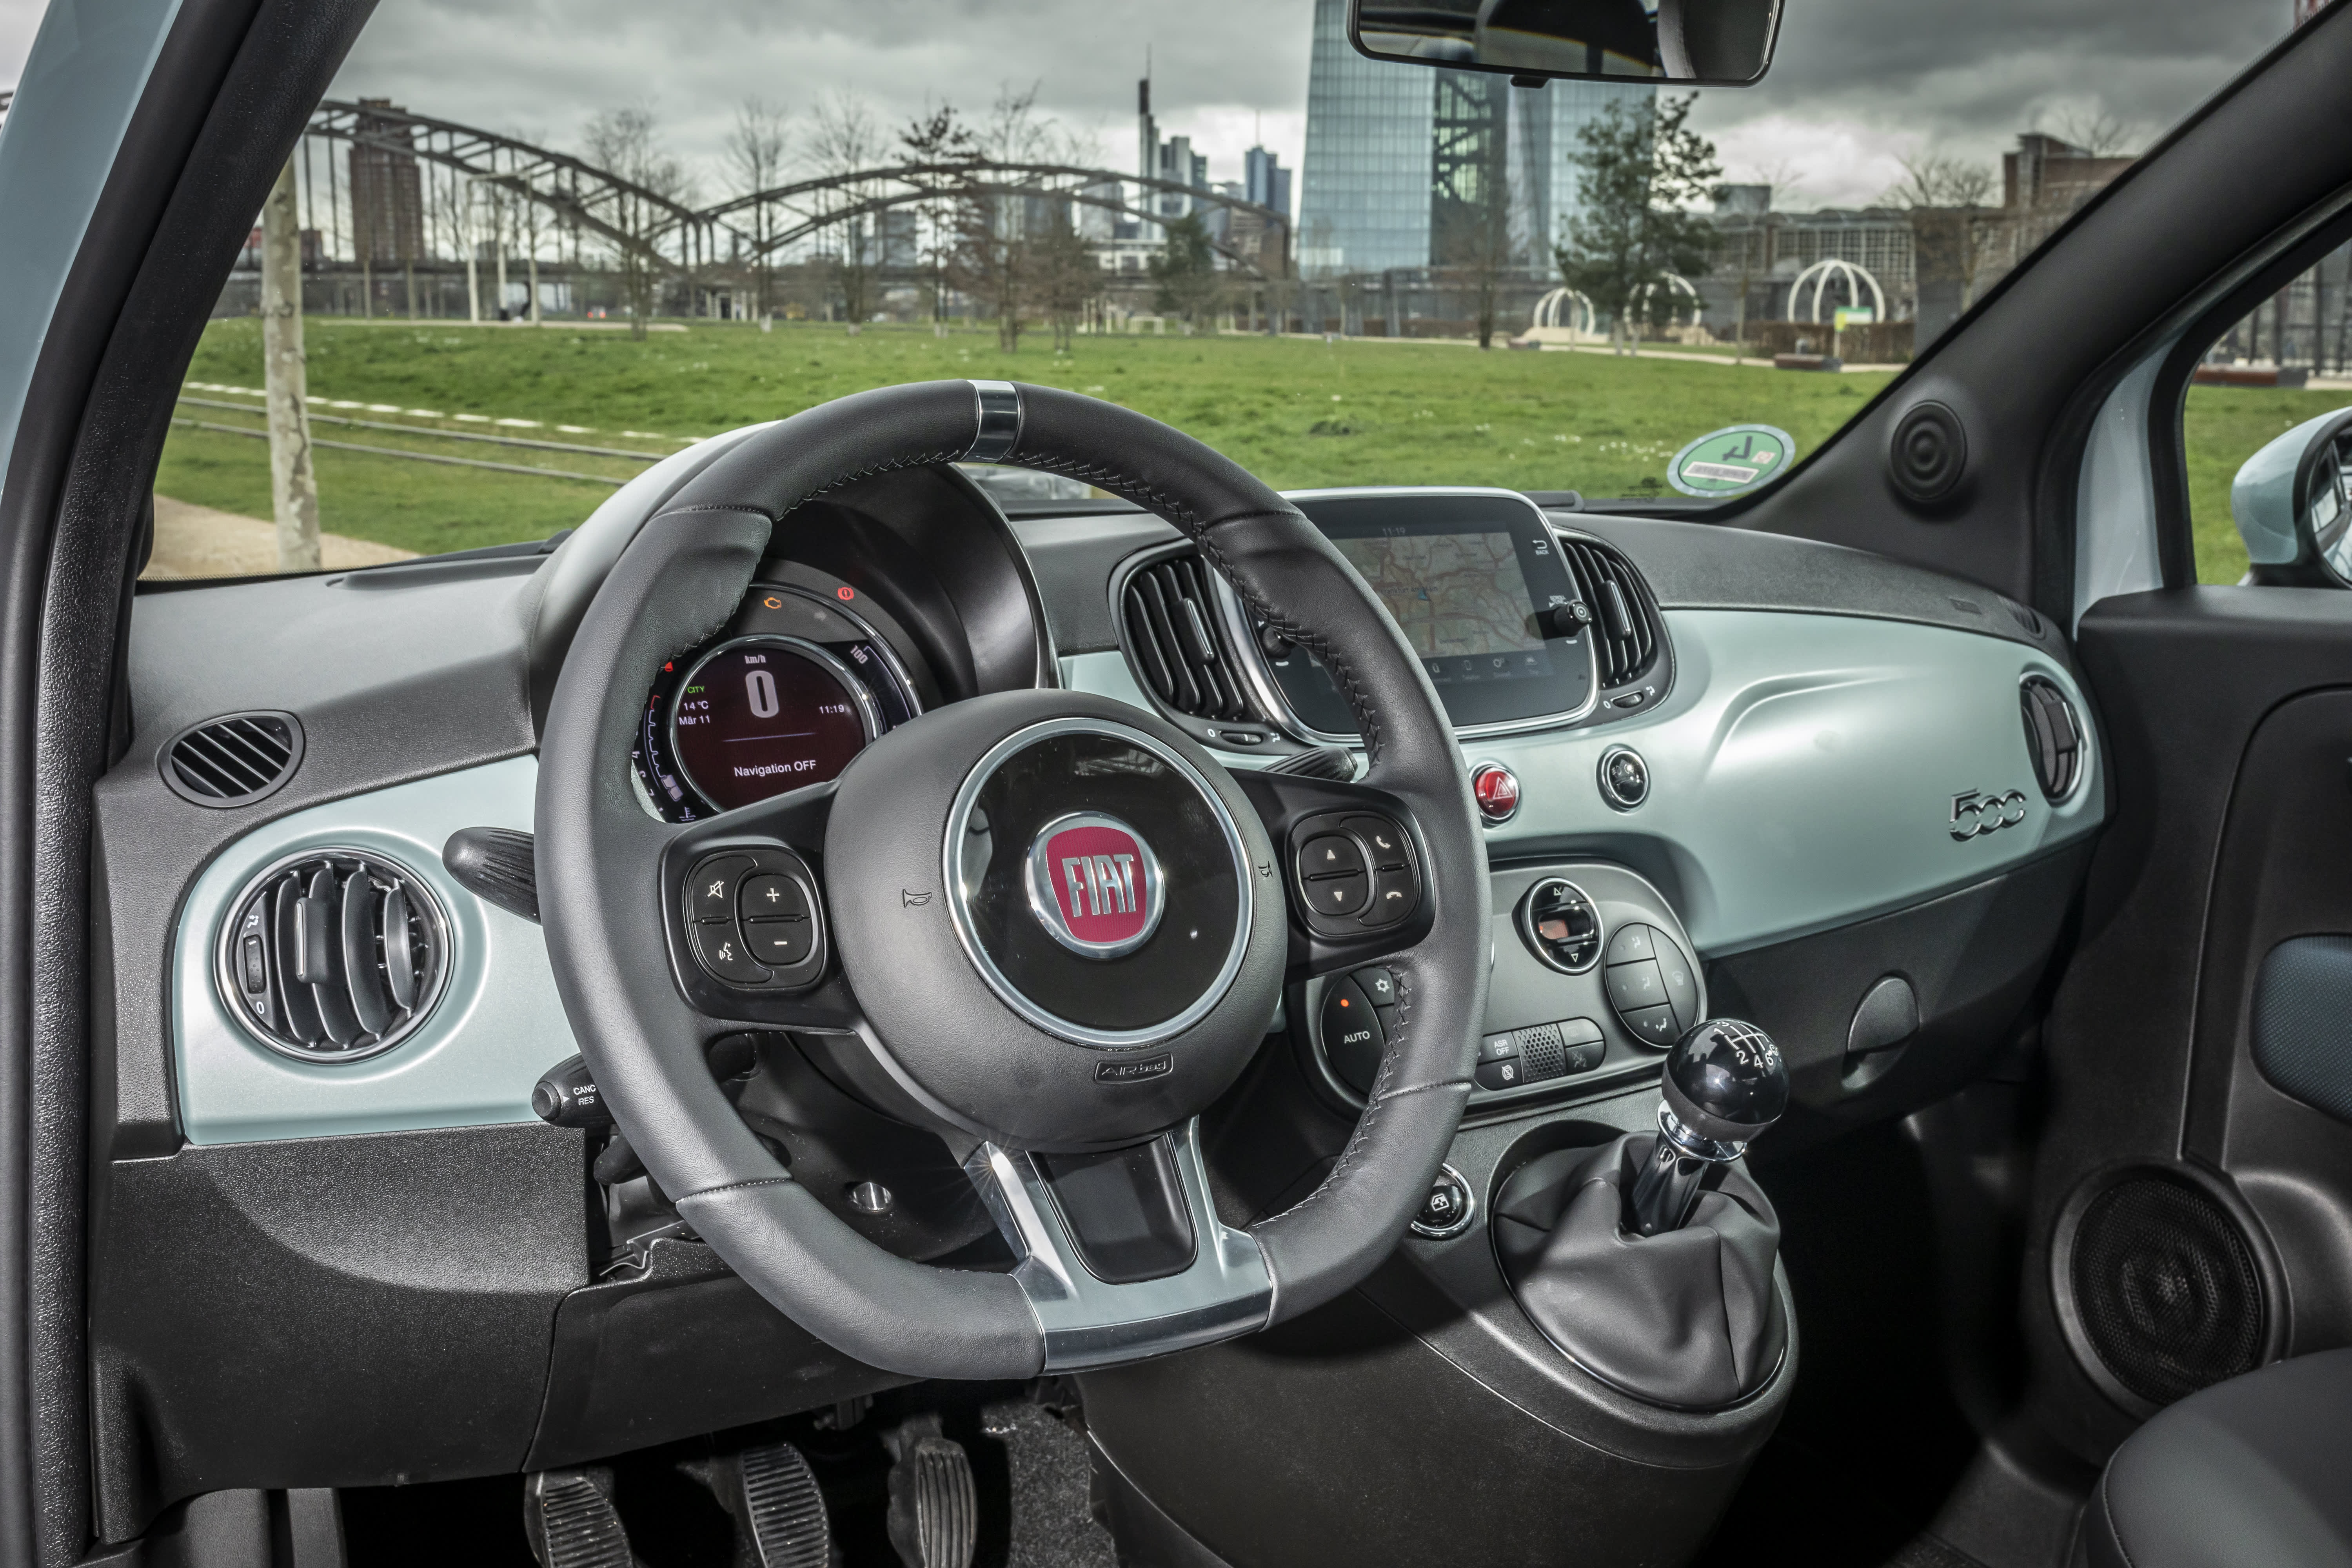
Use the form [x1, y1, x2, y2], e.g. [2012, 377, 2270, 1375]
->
[159, 316, 2319, 583]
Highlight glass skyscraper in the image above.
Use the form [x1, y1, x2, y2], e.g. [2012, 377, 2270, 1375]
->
[1297, 0, 1656, 277]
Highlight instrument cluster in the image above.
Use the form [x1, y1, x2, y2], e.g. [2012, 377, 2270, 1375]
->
[634, 575, 923, 823]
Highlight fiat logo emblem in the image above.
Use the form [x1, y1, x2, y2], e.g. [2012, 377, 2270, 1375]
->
[1025, 812, 1165, 959]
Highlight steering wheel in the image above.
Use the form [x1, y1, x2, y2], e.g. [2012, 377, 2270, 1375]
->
[537, 380, 1490, 1379]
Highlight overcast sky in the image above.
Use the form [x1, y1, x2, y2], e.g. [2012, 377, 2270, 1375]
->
[0, 0, 2297, 213]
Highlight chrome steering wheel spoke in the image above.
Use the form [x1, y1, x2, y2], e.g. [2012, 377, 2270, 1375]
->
[963, 1118, 1274, 1372]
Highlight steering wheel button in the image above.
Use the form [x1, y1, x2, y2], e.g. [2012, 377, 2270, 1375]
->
[1606, 958, 1666, 1011]
[1313, 871, 1370, 915]
[739, 874, 809, 924]
[743, 919, 813, 968]
[1341, 815, 1409, 869]
[1606, 923, 1656, 965]
[1622, 1003, 1679, 1046]
[1300, 834, 1367, 881]
[687, 855, 753, 921]
[1363, 866, 1418, 926]
[688, 920, 771, 985]
[1354, 966, 1397, 1006]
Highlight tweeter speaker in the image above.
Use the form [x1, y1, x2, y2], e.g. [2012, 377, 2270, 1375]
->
[2056, 1165, 2271, 1413]
[1889, 400, 1968, 505]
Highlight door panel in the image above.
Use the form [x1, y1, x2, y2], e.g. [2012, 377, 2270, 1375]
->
[2030, 586, 2352, 1456]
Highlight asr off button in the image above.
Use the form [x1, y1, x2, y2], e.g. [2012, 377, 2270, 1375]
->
[1411, 1163, 1476, 1239]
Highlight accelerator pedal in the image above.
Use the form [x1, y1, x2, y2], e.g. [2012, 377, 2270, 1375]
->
[524, 1466, 635, 1568]
[885, 1415, 977, 1568]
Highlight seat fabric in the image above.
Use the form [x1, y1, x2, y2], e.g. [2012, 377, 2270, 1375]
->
[2084, 1348, 2352, 1568]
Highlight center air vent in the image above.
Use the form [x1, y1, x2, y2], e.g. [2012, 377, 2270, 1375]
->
[216, 849, 449, 1063]
[161, 710, 303, 807]
[2020, 675, 2085, 801]
[1120, 550, 1261, 724]
[1557, 537, 1661, 690]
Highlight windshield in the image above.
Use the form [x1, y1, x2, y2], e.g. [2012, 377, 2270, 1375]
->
[0, 0, 2290, 577]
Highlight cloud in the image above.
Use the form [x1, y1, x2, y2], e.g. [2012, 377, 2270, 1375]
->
[0, 0, 2294, 220]
[1686, 0, 2287, 207]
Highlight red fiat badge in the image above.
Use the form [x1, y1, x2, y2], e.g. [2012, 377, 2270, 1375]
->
[1025, 813, 1165, 958]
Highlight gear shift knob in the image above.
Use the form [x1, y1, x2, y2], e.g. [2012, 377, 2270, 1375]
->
[1627, 1018, 1787, 1237]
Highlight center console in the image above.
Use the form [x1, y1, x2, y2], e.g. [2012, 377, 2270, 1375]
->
[1299, 860, 1704, 1114]
[1081, 862, 1794, 1568]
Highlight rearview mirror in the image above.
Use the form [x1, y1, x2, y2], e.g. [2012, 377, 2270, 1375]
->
[1349, 0, 1783, 85]
[2231, 407, 2352, 587]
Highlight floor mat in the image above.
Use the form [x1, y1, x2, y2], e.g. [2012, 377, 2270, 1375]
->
[1883, 1534, 1990, 1568]
[983, 1398, 1117, 1568]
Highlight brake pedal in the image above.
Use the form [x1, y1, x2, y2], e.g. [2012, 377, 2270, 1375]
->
[884, 1415, 977, 1568]
[524, 1466, 635, 1568]
[701, 1440, 830, 1568]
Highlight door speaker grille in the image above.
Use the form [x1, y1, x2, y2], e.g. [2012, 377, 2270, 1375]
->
[2067, 1169, 2264, 1408]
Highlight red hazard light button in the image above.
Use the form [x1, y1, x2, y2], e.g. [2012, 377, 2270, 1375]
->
[1471, 763, 1520, 824]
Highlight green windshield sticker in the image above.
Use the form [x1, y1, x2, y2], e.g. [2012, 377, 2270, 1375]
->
[1667, 425, 1795, 497]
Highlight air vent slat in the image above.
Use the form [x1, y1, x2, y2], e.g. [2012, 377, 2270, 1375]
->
[1120, 549, 1266, 726]
[271, 876, 326, 1045]
[161, 710, 303, 807]
[225, 850, 445, 1063]
[1560, 538, 1662, 690]
[342, 870, 394, 1036]
[306, 867, 363, 1046]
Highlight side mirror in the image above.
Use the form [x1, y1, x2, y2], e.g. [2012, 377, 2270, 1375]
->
[2232, 407, 2352, 587]
[1349, 0, 1783, 85]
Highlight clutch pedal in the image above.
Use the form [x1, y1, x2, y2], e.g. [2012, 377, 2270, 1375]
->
[524, 1466, 635, 1568]
[885, 1415, 977, 1568]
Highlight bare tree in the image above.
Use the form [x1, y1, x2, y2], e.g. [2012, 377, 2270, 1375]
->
[806, 92, 885, 329]
[901, 102, 981, 332]
[1887, 152, 2000, 313]
[2050, 107, 2132, 157]
[583, 106, 690, 339]
[726, 97, 790, 323]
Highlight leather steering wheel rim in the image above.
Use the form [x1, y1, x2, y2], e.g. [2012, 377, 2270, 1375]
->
[537, 379, 1490, 1380]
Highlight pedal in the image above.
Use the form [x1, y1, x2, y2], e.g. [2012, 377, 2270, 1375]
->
[884, 1415, 977, 1568]
[696, 1440, 830, 1568]
[524, 1466, 635, 1568]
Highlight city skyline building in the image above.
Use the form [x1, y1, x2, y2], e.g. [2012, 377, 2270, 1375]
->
[1295, 0, 1653, 277]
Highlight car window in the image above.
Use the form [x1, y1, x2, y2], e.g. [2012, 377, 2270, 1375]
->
[0, 0, 2285, 577]
[2183, 238, 2352, 584]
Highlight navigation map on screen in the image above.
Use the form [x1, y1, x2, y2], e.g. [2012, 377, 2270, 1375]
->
[1334, 531, 1542, 659]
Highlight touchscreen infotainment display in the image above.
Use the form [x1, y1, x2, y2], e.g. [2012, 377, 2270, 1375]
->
[1263, 493, 1598, 736]
[1331, 530, 1549, 666]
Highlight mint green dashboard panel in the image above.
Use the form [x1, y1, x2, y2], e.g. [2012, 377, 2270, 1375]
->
[171, 756, 578, 1145]
[1064, 607, 2102, 957]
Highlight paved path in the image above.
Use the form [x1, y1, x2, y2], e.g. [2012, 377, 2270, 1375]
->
[144, 496, 417, 580]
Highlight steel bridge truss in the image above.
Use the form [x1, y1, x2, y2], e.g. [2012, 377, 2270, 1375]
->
[304, 100, 1291, 290]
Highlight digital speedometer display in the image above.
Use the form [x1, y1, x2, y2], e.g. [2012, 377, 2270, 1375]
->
[670, 640, 873, 810]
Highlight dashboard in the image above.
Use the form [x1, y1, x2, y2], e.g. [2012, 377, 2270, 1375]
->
[94, 452, 2110, 1530]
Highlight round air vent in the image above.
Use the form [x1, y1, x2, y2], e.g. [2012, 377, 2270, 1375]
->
[1889, 401, 1968, 506]
[2060, 1166, 2269, 1412]
[216, 849, 449, 1063]
[2020, 675, 2084, 801]
[161, 710, 303, 807]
